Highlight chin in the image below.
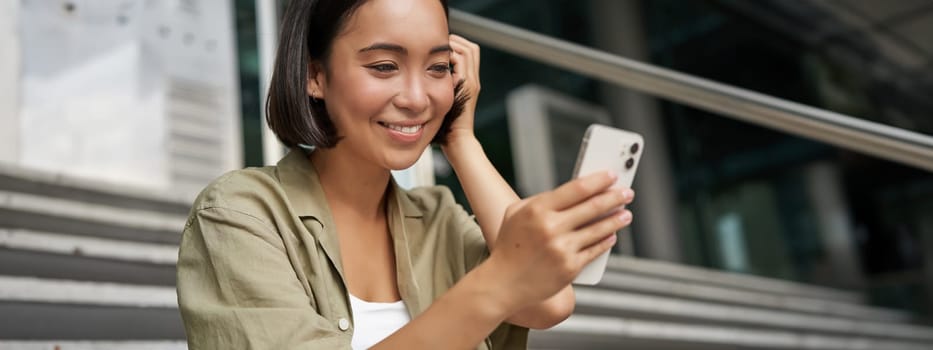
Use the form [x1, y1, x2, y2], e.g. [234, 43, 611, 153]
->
[383, 146, 430, 171]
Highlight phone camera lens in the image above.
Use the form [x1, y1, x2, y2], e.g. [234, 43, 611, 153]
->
[625, 158, 635, 169]
[630, 143, 639, 154]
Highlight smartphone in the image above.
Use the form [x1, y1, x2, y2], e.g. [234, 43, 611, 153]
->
[571, 124, 644, 285]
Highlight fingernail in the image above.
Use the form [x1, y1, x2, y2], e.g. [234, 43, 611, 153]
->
[606, 170, 618, 180]
[622, 189, 634, 201]
[619, 211, 632, 223]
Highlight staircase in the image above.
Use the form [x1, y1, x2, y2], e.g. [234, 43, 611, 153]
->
[0, 164, 187, 349]
[1, 164, 931, 350]
[529, 257, 933, 349]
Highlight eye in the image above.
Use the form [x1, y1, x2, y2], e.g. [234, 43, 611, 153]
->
[366, 63, 398, 73]
[429, 63, 451, 74]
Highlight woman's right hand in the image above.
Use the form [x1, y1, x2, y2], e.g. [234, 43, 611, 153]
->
[487, 171, 634, 309]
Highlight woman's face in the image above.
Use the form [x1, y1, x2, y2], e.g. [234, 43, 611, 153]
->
[311, 0, 453, 170]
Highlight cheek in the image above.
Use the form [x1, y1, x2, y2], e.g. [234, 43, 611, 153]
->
[352, 76, 395, 103]
[430, 80, 455, 116]
[329, 72, 394, 125]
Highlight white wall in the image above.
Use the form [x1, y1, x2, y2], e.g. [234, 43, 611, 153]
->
[0, 0, 20, 164]
[18, 1, 168, 188]
[12, 1, 241, 198]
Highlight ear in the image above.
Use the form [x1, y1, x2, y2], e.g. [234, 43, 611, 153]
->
[306, 62, 326, 99]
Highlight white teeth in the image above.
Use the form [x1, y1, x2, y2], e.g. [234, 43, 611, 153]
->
[385, 123, 422, 134]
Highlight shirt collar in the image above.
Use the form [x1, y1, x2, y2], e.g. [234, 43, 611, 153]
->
[275, 149, 425, 223]
[276, 148, 428, 316]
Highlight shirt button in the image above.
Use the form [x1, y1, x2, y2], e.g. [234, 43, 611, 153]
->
[338, 318, 350, 331]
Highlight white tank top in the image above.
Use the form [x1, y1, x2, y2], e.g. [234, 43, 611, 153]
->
[349, 293, 411, 350]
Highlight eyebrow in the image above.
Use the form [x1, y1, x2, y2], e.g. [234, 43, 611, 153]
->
[358, 42, 452, 55]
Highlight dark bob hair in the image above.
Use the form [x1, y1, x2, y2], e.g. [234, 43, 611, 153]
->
[265, 0, 467, 149]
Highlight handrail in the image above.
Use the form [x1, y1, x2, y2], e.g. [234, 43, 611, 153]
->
[449, 10, 933, 172]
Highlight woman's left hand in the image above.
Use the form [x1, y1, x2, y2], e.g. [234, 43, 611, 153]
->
[446, 34, 481, 146]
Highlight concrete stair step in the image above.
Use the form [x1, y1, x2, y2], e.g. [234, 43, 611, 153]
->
[0, 191, 184, 244]
[0, 248, 176, 287]
[0, 228, 178, 265]
[0, 165, 191, 216]
[574, 287, 933, 343]
[0, 276, 182, 340]
[0, 276, 176, 308]
[606, 256, 863, 304]
[0, 190, 186, 234]
[0, 302, 184, 340]
[0, 341, 186, 350]
[529, 315, 933, 350]
[0, 164, 190, 246]
[0, 229, 177, 286]
[3, 274, 929, 349]
[596, 269, 912, 323]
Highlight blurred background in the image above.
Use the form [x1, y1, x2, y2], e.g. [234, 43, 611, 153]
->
[2, 0, 933, 349]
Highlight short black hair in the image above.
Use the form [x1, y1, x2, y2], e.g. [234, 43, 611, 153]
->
[265, 0, 467, 149]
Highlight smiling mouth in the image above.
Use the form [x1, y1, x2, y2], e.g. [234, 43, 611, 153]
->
[378, 121, 424, 135]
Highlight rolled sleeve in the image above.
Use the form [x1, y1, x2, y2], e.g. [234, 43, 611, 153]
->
[177, 207, 349, 349]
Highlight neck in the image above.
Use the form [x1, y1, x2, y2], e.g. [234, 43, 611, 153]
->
[310, 147, 391, 220]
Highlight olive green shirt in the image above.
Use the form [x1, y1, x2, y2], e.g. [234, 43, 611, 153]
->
[177, 149, 528, 349]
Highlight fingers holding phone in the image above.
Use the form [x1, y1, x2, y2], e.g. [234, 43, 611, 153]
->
[485, 124, 643, 308]
[556, 182, 634, 231]
[488, 170, 634, 305]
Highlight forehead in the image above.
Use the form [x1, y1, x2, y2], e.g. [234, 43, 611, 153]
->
[337, 0, 449, 50]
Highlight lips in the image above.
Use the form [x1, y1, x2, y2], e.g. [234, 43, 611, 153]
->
[381, 122, 423, 134]
[377, 121, 427, 143]
[377, 121, 426, 134]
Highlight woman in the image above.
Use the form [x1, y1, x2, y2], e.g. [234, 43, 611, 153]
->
[176, 0, 635, 349]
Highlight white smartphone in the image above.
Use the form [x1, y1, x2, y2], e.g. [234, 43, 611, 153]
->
[571, 124, 644, 285]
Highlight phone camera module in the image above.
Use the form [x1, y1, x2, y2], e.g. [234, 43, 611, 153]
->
[625, 158, 635, 169]
[630, 143, 639, 154]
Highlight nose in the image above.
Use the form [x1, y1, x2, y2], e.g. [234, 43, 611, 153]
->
[393, 74, 430, 115]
